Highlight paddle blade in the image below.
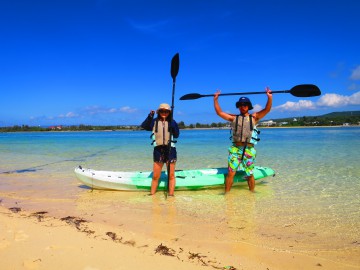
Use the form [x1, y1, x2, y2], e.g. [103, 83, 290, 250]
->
[179, 93, 203, 100]
[171, 53, 180, 80]
[290, 84, 321, 97]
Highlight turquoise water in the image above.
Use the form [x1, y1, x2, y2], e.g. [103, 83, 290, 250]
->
[0, 127, 359, 264]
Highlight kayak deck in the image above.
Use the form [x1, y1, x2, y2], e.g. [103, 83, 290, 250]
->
[74, 166, 275, 191]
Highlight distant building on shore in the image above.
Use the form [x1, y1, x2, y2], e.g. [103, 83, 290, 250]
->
[259, 120, 276, 126]
[49, 125, 62, 130]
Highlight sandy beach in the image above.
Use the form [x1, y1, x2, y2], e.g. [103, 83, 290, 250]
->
[1, 202, 358, 270]
[1, 205, 214, 270]
[1, 128, 359, 270]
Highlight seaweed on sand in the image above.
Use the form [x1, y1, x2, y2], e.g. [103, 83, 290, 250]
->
[188, 252, 208, 266]
[9, 207, 21, 213]
[30, 211, 48, 222]
[155, 243, 176, 256]
[106, 231, 122, 243]
[60, 216, 94, 235]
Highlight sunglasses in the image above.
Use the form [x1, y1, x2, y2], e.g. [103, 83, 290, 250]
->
[238, 103, 248, 107]
[158, 110, 170, 114]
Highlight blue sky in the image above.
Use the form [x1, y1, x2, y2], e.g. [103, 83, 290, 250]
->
[1, 0, 359, 127]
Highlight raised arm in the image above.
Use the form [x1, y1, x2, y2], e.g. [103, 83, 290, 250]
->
[253, 87, 273, 121]
[140, 110, 155, 131]
[214, 90, 235, 122]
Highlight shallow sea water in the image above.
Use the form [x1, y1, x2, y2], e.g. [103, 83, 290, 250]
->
[0, 127, 359, 266]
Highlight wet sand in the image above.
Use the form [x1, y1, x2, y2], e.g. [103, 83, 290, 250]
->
[1, 195, 358, 270]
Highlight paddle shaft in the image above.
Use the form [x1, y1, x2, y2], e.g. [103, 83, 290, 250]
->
[199, 90, 290, 98]
[167, 53, 179, 196]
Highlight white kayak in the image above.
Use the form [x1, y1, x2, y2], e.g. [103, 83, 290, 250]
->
[74, 165, 275, 191]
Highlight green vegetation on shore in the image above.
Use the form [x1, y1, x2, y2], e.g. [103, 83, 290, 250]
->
[1, 111, 359, 132]
[260, 111, 360, 127]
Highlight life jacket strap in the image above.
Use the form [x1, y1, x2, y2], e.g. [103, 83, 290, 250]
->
[249, 114, 253, 131]
[154, 119, 159, 133]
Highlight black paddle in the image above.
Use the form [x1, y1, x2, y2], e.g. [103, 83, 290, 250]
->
[166, 53, 179, 197]
[179, 84, 321, 100]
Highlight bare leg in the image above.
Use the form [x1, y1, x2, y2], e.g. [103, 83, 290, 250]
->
[150, 162, 163, 195]
[167, 162, 176, 196]
[225, 170, 236, 193]
[247, 174, 255, 192]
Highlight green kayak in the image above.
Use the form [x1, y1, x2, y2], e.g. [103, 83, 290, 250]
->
[74, 166, 275, 191]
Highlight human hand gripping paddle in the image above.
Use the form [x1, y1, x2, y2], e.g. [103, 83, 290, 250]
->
[166, 53, 179, 198]
[179, 84, 321, 100]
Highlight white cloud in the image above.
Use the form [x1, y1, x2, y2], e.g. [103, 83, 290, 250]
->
[274, 100, 316, 111]
[29, 113, 78, 123]
[252, 104, 263, 111]
[58, 112, 78, 118]
[273, 91, 360, 112]
[32, 105, 139, 123]
[119, 106, 137, 113]
[82, 105, 138, 115]
[82, 106, 132, 115]
[83, 106, 104, 115]
[66, 112, 78, 118]
[317, 91, 360, 107]
[349, 91, 360, 105]
[350, 65, 360, 80]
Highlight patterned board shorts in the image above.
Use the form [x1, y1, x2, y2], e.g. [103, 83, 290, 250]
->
[153, 145, 177, 163]
[228, 145, 256, 176]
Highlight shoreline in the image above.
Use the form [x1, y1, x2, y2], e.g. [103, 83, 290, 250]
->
[1, 125, 359, 133]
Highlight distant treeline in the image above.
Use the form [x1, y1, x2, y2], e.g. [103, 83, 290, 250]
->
[1, 111, 359, 132]
[0, 124, 140, 132]
[273, 111, 360, 127]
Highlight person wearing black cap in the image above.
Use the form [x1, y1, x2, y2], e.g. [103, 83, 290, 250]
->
[213, 87, 272, 193]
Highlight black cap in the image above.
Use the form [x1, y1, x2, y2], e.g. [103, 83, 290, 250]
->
[235, 97, 253, 110]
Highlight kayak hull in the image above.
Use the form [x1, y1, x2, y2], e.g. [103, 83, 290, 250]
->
[74, 166, 275, 191]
